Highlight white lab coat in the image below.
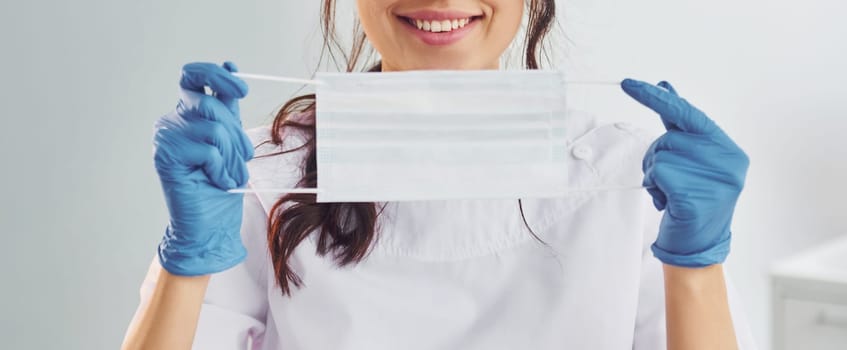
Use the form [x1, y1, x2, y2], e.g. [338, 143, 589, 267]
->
[128, 110, 757, 349]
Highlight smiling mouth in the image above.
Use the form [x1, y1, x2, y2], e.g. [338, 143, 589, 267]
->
[397, 15, 484, 33]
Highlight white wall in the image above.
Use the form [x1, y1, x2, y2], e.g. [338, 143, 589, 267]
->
[1, 0, 844, 349]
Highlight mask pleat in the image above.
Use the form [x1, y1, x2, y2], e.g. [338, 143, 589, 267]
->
[314, 70, 570, 202]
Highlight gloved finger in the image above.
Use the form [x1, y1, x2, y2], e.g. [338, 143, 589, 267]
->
[177, 88, 253, 159]
[179, 141, 238, 190]
[642, 131, 706, 176]
[178, 89, 238, 123]
[217, 61, 244, 116]
[650, 159, 703, 222]
[182, 118, 232, 147]
[650, 130, 703, 153]
[657, 81, 678, 96]
[642, 167, 667, 211]
[648, 150, 712, 197]
[181, 111, 253, 161]
[229, 154, 250, 187]
[642, 137, 661, 172]
[645, 159, 687, 215]
[180, 62, 248, 100]
[232, 126, 255, 162]
[182, 119, 252, 184]
[621, 79, 718, 135]
[220, 118, 255, 161]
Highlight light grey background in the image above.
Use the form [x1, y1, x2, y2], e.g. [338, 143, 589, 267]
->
[0, 0, 844, 349]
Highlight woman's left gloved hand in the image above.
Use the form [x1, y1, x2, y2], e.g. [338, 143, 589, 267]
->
[621, 79, 750, 268]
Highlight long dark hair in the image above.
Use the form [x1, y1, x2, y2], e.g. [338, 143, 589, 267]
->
[261, 0, 557, 296]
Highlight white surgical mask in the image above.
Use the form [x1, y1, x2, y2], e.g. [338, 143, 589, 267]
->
[230, 70, 642, 202]
[313, 70, 569, 203]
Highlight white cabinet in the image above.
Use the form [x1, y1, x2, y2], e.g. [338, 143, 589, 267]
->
[772, 235, 847, 350]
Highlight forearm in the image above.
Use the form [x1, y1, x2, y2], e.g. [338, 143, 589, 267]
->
[122, 267, 210, 350]
[663, 264, 737, 350]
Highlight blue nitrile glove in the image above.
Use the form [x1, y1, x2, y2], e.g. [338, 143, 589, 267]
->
[621, 79, 750, 268]
[153, 62, 254, 276]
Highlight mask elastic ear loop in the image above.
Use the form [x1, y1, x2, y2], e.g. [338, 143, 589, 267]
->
[228, 187, 323, 194]
[232, 72, 325, 86]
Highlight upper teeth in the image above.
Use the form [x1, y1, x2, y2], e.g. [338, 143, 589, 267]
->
[410, 18, 471, 33]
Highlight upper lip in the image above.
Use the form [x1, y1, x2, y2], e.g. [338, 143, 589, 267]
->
[395, 9, 483, 21]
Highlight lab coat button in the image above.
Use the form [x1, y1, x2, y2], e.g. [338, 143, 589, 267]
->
[572, 145, 593, 160]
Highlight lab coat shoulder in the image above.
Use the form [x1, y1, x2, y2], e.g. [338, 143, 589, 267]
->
[562, 109, 657, 190]
[516, 110, 654, 247]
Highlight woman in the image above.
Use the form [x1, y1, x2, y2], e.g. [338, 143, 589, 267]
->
[122, 0, 755, 349]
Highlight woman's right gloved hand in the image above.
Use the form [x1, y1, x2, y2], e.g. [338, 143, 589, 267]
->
[153, 62, 254, 276]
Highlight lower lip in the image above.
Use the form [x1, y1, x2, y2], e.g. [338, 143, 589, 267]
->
[398, 17, 479, 46]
